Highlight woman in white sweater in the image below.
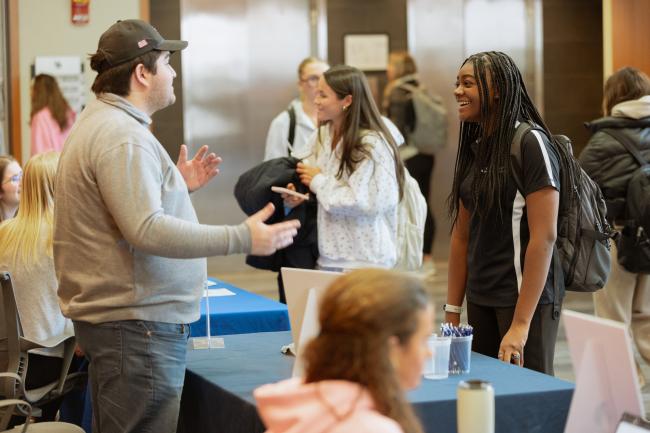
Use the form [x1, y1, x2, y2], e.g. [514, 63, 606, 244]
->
[286, 65, 405, 271]
[0, 151, 74, 420]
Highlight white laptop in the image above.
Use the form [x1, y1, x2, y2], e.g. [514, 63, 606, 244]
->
[281, 267, 342, 350]
[563, 310, 646, 433]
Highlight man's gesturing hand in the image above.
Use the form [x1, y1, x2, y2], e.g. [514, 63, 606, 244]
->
[245, 203, 301, 255]
[177, 144, 222, 192]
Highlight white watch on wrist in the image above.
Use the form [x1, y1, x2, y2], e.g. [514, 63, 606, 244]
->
[443, 304, 463, 314]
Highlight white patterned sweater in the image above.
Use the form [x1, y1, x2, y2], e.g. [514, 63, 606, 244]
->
[307, 126, 400, 270]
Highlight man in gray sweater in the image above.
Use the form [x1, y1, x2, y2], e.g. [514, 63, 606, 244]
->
[53, 20, 300, 433]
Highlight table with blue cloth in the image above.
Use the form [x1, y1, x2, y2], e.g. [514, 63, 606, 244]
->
[189, 278, 290, 336]
[177, 331, 574, 433]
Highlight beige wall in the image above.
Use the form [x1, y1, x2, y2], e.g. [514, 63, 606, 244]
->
[18, 0, 142, 160]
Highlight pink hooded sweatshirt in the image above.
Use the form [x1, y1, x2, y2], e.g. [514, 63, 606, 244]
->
[254, 378, 404, 433]
[30, 107, 76, 155]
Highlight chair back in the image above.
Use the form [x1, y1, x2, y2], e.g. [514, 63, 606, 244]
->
[0, 272, 83, 408]
[0, 273, 26, 400]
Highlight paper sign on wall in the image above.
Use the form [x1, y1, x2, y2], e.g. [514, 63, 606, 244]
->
[343, 34, 389, 71]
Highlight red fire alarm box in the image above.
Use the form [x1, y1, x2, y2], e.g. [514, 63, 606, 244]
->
[71, 0, 90, 25]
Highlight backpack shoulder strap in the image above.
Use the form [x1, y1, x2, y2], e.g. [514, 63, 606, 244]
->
[287, 104, 296, 150]
[510, 121, 534, 192]
[398, 83, 418, 94]
[601, 128, 648, 167]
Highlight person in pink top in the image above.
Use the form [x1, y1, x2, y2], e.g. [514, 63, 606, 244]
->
[255, 269, 434, 433]
[30, 74, 76, 155]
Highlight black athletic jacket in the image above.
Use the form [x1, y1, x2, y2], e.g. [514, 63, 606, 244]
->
[234, 157, 318, 271]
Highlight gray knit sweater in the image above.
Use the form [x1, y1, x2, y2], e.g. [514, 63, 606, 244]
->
[54, 93, 251, 324]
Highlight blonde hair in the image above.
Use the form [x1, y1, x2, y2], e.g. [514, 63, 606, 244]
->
[304, 269, 428, 433]
[0, 151, 59, 266]
[297, 57, 328, 78]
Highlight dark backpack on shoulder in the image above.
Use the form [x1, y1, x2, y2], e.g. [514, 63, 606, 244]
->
[601, 129, 650, 273]
[398, 83, 447, 155]
[510, 122, 614, 298]
[286, 104, 296, 149]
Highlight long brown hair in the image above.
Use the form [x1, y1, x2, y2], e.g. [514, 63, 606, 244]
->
[389, 51, 417, 80]
[602, 67, 650, 116]
[320, 65, 405, 199]
[30, 74, 72, 131]
[304, 269, 428, 433]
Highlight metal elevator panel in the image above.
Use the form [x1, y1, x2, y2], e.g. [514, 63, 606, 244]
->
[180, 0, 311, 273]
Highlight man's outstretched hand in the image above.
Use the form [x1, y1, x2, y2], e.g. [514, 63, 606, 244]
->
[246, 203, 301, 255]
[177, 144, 222, 192]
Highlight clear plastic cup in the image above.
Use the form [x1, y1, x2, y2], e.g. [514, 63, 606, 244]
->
[423, 335, 451, 379]
[449, 335, 473, 375]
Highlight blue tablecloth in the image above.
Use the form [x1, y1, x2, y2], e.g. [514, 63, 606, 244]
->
[177, 331, 574, 433]
[189, 278, 289, 337]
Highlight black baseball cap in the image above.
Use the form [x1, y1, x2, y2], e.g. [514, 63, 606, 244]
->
[96, 19, 188, 68]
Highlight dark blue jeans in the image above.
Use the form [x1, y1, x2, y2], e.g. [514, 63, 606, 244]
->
[73, 320, 189, 433]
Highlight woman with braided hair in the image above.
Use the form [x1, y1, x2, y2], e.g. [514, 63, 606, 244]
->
[254, 269, 432, 433]
[445, 51, 571, 374]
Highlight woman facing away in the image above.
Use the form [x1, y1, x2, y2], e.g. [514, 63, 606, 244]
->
[0, 151, 74, 420]
[580, 66, 650, 387]
[446, 51, 571, 374]
[264, 57, 330, 161]
[30, 74, 76, 155]
[383, 51, 436, 271]
[255, 269, 432, 433]
[285, 64, 405, 271]
[0, 155, 22, 222]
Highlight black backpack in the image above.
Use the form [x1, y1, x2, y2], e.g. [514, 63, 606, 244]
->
[601, 129, 650, 273]
[510, 122, 614, 307]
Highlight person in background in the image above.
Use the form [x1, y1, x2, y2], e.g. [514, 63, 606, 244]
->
[30, 74, 76, 155]
[255, 269, 432, 433]
[288, 65, 405, 271]
[383, 51, 436, 274]
[264, 57, 330, 160]
[0, 151, 75, 421]
[580, 66, 650, 387]
[0, 155, 21, 222]
[446, 51, 568, 375]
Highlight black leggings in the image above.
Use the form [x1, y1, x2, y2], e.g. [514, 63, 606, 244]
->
[467, 301, 561, 375]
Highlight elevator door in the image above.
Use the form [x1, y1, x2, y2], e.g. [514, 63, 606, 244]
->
[181, 0, 311, 273]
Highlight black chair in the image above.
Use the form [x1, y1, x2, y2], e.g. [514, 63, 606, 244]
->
[0, 272, 84, 422]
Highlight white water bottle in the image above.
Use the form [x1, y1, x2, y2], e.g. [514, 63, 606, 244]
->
[457, 380, 495, 433]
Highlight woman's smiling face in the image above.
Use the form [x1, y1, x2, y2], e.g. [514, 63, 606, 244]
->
[454, 62, 482, 123]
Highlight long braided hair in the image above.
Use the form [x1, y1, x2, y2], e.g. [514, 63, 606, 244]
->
[447, 51, 573, 224]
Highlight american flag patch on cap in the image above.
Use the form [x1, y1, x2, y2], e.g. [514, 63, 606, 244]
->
[138, 39, 148, 48]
